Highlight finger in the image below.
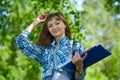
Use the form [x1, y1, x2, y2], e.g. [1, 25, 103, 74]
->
[39, 14, 46, 19]
[75, 53, 81, 59]
[43, 14, 47, 18]
[72, 55, 79, 63]
[42, 15, 48, 21]
[72, 54, 81, 65]
[42, 14, 48, 18]
[82, 53, 87, 61]
[39, 15, 43, 19]
[74, 55, 78, 62]
[72, 56, 76, 64]
[42, 14, 48, 16]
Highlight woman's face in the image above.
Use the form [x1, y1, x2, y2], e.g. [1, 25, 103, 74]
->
[47, 16, 66, 39]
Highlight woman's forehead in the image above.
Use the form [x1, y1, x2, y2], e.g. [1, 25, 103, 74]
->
[48, 16, 61, 21]
[47, 16, 62, 24]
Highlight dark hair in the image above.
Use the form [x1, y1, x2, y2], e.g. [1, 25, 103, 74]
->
[36, 12, 71, 46]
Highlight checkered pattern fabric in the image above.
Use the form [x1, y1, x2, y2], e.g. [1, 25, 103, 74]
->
[15, 30, 86, 80]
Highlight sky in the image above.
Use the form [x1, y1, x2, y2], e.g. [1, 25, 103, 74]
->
[70, 0, 85, 11]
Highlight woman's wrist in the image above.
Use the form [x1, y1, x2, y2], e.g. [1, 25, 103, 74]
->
[75, 63, 84, 78]
[75, 70, 84, 78]
[76, 63, 83, 70]
[76, 68, 84, 73]
[75, 68, 84, 78]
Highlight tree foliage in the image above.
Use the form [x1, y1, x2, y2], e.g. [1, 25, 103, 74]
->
[82, 0, 120, 80]
[0, 0, 83, 80]
[0, 0, 119, 80]
[104, 0, 120, 15]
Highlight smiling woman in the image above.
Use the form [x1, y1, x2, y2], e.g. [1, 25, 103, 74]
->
[37, 12, 71, 46]
[47, 16, 66, 40]
[15, 12, 87, 80]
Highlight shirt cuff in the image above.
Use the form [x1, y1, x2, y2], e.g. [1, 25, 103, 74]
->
[21, 30, 30, 37]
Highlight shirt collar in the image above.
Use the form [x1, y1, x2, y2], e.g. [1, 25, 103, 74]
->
[51, 36, 69, 47]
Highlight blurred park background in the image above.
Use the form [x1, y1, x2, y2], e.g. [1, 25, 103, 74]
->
[0, 0, 120, 80]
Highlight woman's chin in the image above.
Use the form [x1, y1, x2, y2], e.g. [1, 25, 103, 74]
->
[52, 33, 60, 37]
[53, 35, 59, 38]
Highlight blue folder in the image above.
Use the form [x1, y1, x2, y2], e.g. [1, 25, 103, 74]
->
[61, 44, 112, 74]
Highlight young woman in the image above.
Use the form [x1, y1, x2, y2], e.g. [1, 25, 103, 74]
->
[16, 12, 87, 80]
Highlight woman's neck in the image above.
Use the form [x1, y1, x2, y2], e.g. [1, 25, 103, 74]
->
[55, 34, 65, 44]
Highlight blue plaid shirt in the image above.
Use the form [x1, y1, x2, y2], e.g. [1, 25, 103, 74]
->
[15, 30, 86, 80]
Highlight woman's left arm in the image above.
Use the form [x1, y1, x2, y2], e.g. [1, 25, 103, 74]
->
[72, 53, 87, 80]
[72, 43, 87, 80]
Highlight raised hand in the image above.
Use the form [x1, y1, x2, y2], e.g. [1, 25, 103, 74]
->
[25, 14, 48, 32]
[36, 14, 48, 23]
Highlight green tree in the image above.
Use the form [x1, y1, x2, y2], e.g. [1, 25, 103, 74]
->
[82, 0, 120, 80]
[0, 0, 119, 80]
[104, 0, 120, 15]
[0, 0, 83, 80]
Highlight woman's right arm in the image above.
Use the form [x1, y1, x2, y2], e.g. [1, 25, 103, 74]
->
[15, 14, 47, 62]
[26, 14, 47, 32]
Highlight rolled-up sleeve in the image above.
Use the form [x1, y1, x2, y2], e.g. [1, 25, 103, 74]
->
[15, 30, 44, 62]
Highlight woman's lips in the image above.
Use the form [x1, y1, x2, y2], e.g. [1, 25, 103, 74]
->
[52, 29, 59, 33]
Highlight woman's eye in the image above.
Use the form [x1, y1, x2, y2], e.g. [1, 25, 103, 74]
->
[48, 25, 52, 28]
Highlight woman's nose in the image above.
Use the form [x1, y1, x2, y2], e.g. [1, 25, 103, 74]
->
[51, 25, 57, 29]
